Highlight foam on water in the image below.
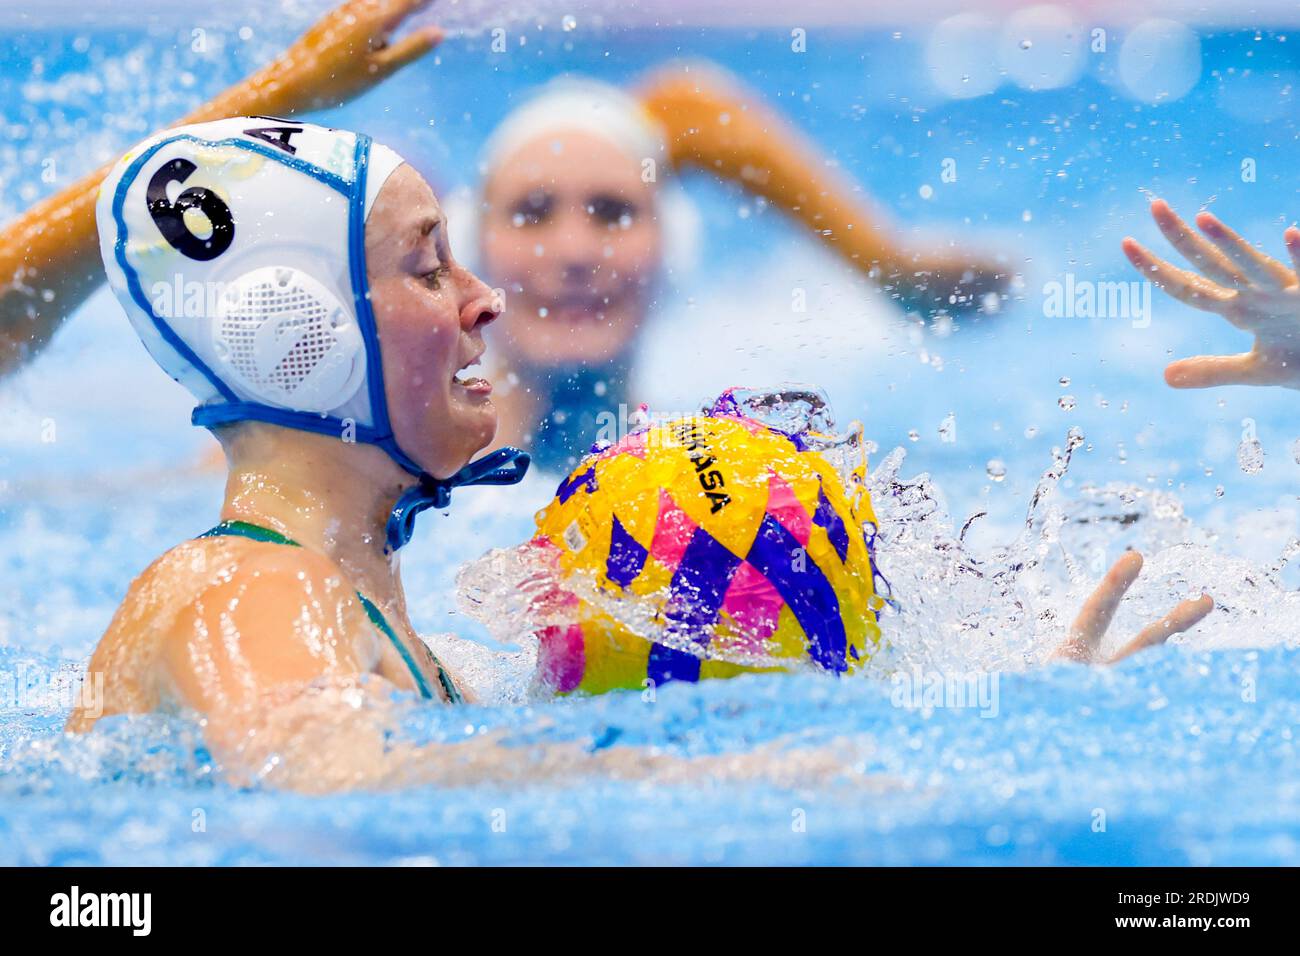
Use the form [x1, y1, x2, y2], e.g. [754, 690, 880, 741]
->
[4, 636, 1299, 865]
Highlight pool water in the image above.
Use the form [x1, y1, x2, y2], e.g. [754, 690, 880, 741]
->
[2, 8, 1300, 864]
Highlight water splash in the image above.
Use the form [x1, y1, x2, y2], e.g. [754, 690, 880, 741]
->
[459, 392, 1300, 685]
[459, 387, 878, 682]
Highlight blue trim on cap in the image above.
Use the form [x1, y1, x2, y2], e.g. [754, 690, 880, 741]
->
[192, 402, 392, 446]
[346, 134, 396, 451]
[339, 134, 426, 484]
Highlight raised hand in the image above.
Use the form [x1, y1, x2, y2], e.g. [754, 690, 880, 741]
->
[203, 0, 445, 118]
[1052, 551, 1213, 664]
[1122, 199, 1300, 389]
[641, 62, 1009, 317]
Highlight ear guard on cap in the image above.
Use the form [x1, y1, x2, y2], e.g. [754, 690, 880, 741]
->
[212, 266, 366, 413]
[96, 117, 529, 548]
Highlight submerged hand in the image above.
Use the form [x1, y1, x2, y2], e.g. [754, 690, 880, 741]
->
[1122, 199, 1300, 389]
[893, 249, 1010, 316]
[1052, 551, 1213, 665]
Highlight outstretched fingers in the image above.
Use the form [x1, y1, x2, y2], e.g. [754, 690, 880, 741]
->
[372, 25, 444, 71]
[1056, 551, 1144, 662]
[1110, 594, 1214, 663]
[1196, 211, 1297, 289]
[1149, 199, 1246, 287]
[354, 0, 437, 49]
[1285, 226, 1300, 278]
[1122, 238, 1236, 315]
[1164, 352, 1260, 389]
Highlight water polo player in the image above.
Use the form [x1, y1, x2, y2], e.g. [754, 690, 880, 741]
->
[70, 116, 528, 739]
[68, 117, 865, 793]
[462, 69, 1011, 471]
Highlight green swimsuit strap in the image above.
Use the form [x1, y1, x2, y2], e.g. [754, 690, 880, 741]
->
[198, 520, 463, 704]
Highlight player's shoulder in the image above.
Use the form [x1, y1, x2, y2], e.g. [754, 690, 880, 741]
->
[151, 535, 375, 698]
[134, 531, 339, 594]
[120, 533, 359, 648]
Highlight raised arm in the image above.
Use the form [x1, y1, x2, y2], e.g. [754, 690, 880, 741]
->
[638, 62, 1008, 314]
[0, 0, 442, 377]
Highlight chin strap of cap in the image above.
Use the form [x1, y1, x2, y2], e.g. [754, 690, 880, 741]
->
[386, 446, 532, 552]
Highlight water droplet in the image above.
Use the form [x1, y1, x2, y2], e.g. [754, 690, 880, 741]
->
[561, 14, 577, 31]
[1215, 484, 1225, 498]
[907, 429, 920, 442]
[1019, 38, 1033, 50]
[1058, 376, 1070, 387]
[986, 459, 1007, 482]
[1024, 425, 1039, 439]
[1291, 438, 1300, 465]
[1058, 395, 1076, 411]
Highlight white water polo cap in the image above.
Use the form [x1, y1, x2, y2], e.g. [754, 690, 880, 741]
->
[97, 117, 528, 549]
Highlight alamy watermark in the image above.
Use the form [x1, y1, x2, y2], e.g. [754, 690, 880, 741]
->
[1, 661, 102, 716]
[50, 886, 150, 936]
[594, 403, 710, 448]
[1042, 274, 1152, 329]
[890, 668, 1000, 718]
[147, 274, 507, 320]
